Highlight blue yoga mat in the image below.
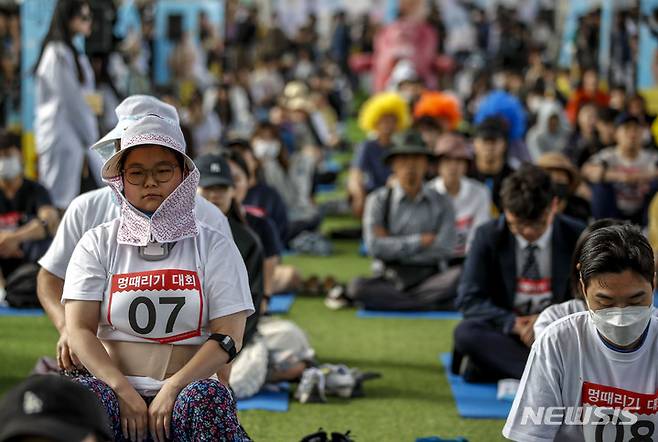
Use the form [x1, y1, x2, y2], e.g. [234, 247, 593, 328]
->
[268, 293, 295, 314]
[439, 353, 512, 419]
[316, 183, 337, 193]
[0, 306, 45, 316]
[237, 383, 290, 412]
[357, 310, 463, 320]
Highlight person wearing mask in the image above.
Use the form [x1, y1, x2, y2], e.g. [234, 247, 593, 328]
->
[33, 0, 101, 209]
[348, 92, 410, 218]
[0, 375, 112, 442]
[0, 131, 59, 281]
[63, 114, 253, 441]
[430, 133, 491, 262]
[583, 113, 658, 226]
[251, 122, 321, 242]
[533, 219, 628, 338]
[453, 165, 585, 382]
[504, 225, 658, 441]
[537, 152, 591, 224]
[468, 117, 514, 214]
[345, 138, 458, 311]
[37, 96, 233, 374]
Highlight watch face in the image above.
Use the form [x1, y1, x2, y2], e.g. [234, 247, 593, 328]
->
[222, 336, 232, 346]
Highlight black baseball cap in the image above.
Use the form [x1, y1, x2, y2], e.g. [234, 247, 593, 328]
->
[0, 375, 112, 442]
[197, 153, 234, 188]
[614, 112, 641, 127]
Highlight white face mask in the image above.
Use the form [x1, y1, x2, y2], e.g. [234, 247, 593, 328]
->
[588, 304, 653, 347]
[0, 156, 22, 179]
[252, 140, 281, 159]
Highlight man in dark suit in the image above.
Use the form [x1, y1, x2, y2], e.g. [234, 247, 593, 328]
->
[453, 164, 585, 382]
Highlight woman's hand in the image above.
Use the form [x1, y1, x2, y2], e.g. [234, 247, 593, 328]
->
[117, 386, 148, 442]
[148, 383, 181, 442]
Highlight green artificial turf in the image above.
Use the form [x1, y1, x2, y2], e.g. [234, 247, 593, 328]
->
[0, 213, 506, 441]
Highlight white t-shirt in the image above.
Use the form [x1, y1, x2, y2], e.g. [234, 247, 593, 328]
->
[589, 147, 658, 215]
[62, 218, 254, 345]
[504, 312, 658, 442]
[431, 177, 491, 257]
[39, 187, 232, 279]
[534, 299, 586, 338]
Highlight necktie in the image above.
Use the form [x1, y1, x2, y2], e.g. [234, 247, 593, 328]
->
[522, 244, 541, 280]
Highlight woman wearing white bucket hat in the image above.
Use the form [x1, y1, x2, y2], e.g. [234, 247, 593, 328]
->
[62, 114, 254, 441]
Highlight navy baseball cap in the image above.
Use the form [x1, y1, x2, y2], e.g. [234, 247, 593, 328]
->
[0, 375, 112, 442]
[197, 153, 234, 188]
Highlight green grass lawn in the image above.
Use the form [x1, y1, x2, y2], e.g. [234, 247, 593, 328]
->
[0, 216, 506, 441]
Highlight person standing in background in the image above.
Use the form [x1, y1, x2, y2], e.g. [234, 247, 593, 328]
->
[33, 0, 101, 210]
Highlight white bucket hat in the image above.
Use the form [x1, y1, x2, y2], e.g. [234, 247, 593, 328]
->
[101, 114, 194, 180]
[103, 114, 200, 246]
[90, 95, 180, 162]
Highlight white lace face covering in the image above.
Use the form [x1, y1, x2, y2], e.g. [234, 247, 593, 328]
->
[105, 162, 200, 247]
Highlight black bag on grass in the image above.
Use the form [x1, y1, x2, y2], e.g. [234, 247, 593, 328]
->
[5, 263, 40, 308]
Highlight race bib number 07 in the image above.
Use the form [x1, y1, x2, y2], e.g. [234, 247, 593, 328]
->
[108, 269, 203, 344]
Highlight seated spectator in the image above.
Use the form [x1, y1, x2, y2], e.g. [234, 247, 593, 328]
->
[182, 89, 222, 157]
[565, 67, 610, 124]
[564, 102, 601, 167]
[225, 150, 301, 295]
[346, 138, 458, 311]
[0, 130, 59, 285]
[533, 219, 626, 338]
[430, 133, 491, 262]
[63, 114, 252, 441]
[36, 96, 233, 371]
[504, 225, 656, 441]
[349, 92, 410, 217]
[228, 138, 290, 245]
[468, 117, 515, 214]
[536, 152, 591, 223]
[526, 100, 570, 161]
[412, 90, 462, 148]
[196, 153, 265, 346]
[583, 113, 658, 226]
[251, 122, 321, 242]
[453, 165, 585, 382]
[0, 375, 112, 442]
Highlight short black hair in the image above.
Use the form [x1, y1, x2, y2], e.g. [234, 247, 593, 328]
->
[226, 150, 250, 180]
[0, 130, 21, 152]
[570, 219, 627, 298]
[500, 164, 553, 220]
[578, 224, 654, 289]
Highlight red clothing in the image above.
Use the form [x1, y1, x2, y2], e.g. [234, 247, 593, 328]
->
[565, 89, 610, 124]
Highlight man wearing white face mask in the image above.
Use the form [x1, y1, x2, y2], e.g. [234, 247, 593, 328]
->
[0, 130, 59, 289]
[504, 225, 658, 442]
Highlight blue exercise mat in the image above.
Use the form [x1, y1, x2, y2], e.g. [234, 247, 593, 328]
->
[237, 383, 290, 412]
[267, 293, 295, 314]
[316, 183, 337, 193]
[0, 306, 45, 316]
[439, 353, 512, 419]
[357, 310, 463, 320]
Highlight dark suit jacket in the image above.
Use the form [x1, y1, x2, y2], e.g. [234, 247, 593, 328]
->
[456, 214, 586, 332]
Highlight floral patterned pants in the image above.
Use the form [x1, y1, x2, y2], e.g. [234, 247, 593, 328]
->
[73, 376, 249, 441]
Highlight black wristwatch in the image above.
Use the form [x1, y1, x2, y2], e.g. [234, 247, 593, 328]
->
[208, 333, 239, 363]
